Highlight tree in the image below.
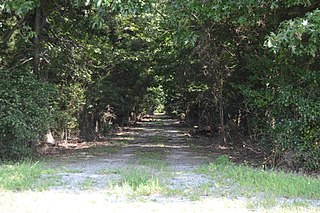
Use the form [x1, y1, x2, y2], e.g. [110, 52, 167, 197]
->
[1, 0, 319, 171]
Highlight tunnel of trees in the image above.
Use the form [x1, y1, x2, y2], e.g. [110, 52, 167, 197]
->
[0, 0, 319, 171]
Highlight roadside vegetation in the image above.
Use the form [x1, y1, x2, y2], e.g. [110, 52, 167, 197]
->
[0, 161, 58, 191]
[197, 155, 320, 210]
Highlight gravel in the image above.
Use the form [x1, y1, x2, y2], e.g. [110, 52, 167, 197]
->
[2, 116, 319, 212]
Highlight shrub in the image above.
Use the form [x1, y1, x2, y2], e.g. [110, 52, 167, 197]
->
[0, 67, 54, 160]
[239, 56, 320, 171]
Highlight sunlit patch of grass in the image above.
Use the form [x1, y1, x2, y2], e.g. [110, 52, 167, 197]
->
[79, 177, 96, 190]
[164, 188, 202, 201]
[35, 174, 63, 191]
[163, 180, 213, 201]
[246, 196, 278, 210]
[163, 188, 185, 197]
[134, 150, 169, 171]
[197, 182, 212, 196]
[0, 161, 57, 191]
[196, 155, 320, 210]
[108, 167, 165, 196]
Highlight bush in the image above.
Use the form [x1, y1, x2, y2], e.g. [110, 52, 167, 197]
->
[239, 56, 320, 171]
[0, 68, 53, 160]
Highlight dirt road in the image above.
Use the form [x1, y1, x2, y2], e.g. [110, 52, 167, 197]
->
[1, 115, 318, 213]
[39, 115, 215, 193]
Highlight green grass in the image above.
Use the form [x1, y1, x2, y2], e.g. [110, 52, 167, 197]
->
[246, 198, 318, 212]
[132, 139, 171, 174]
[0, 161, 57, 191]
[102, 148, 171, 198]
[35, 174, 63, 191]
[97, 168, 121, 175]
[79, 177, 96, 190]
[148, 135, 168, 146]
[117, 140, 130, 146]
[108, 167, 165, 196]
[101, 137, 172, 198]
[163, 178, 213, 201]
[154, 121, 164, 125]
[163, 187, 185, 197]
[134, 150, 169, 170]
[83, 145, 121, 154]
[195, 155, 320, 211]
[197, 155, 320, 199]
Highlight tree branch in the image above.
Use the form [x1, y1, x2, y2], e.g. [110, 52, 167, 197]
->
[3, 16, 27, 47]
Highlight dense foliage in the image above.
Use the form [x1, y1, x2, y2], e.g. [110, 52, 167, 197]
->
[0, 0, 319, 171]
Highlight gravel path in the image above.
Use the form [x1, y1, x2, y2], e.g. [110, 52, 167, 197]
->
[1, 115, 319, 213]
[42, 115, 215, 193]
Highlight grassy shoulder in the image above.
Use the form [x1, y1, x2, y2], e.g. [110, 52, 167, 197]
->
[0, 160, 58, 191]
[196, 155, 320, 209]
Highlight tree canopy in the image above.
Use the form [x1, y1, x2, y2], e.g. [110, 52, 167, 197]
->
[1, 0, 319, 171]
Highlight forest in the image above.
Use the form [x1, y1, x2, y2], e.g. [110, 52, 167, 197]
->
[0, 0, 319, 172]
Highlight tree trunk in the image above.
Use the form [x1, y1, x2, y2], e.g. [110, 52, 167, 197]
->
[33, 6, 41, 75]
[219, 77, 226, 145]
[44, 130, 55, 145]
[79, 106, 96, 141]
[33, 3, 57, 147]
[219, 97, 226, 144]
[29, 6, 42, 151]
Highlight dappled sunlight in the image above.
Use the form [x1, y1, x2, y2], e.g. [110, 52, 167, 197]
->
[166, 129, 180, 133]
[129, 144, 190, 149]
[218, 145, 231, 150]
